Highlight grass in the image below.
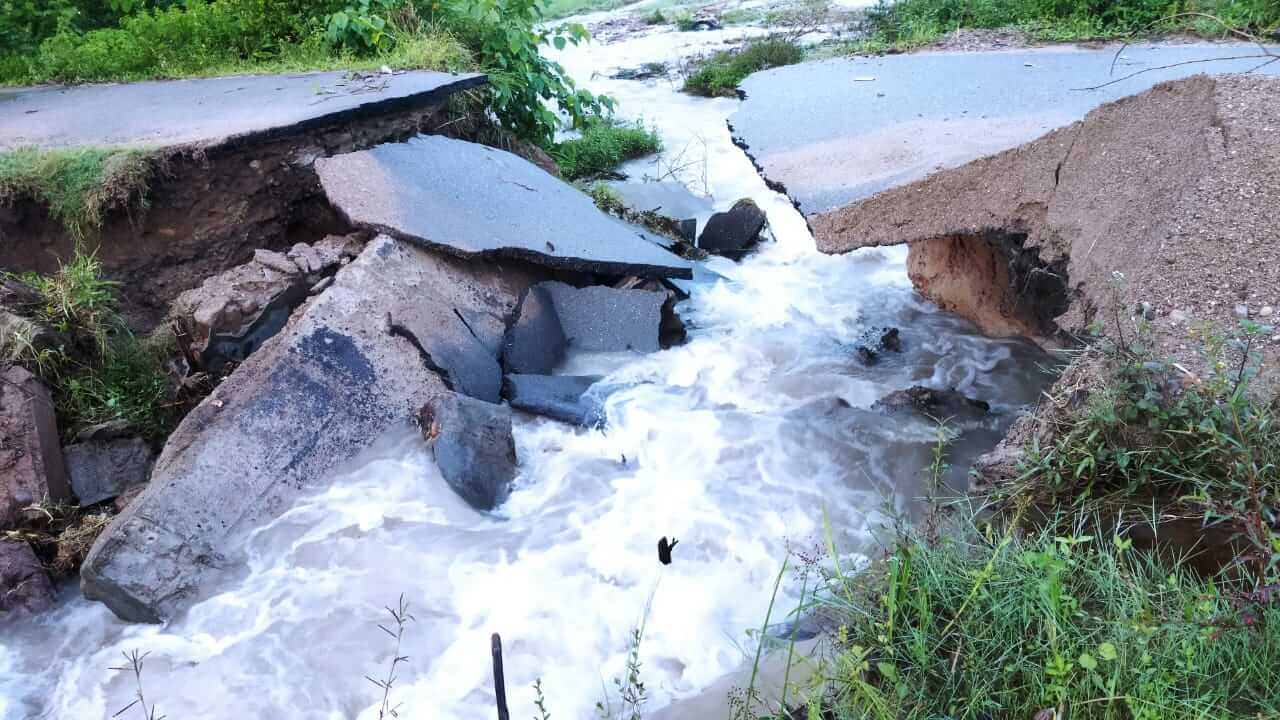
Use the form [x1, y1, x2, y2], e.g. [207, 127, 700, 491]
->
[851, 0, 1280, 51]
[811, 511, 1280, 720]
[4, 252, 180, 441]
[539, 0, 640, 20]
[552, 119, 662, 180]
[682, 38, 803, 97]
[0, 146, 157, 238]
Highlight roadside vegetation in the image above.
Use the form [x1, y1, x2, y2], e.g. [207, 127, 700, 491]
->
[553, 119, 661, 180]
[682, 38, 803, 96]
[853, 0, 1280, 51]
[540, 0, 639, 20]
[0, 146, 157, 238]
[3, 251, 182, 441]
[784, 314, 1280, 718]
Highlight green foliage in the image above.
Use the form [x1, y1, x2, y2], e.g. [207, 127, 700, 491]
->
[552, 119, 661, 180]
[642, 8, 667, 24]
[682, 38, 803, 97]
[429, 0, 613, 146]
[5, 252, 178, 439]
[859, 0, 1280, 46]
[815, 515, 1280, 719]
[324, 0, 396, 50]
[538, 0, 637, 20]
[1018, 320, 1280, 580]
[0, 146, 155, 237]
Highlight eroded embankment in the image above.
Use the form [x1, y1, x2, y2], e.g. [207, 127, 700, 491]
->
[813, 74, 1279, 378]
[813, 73, 1280, 506]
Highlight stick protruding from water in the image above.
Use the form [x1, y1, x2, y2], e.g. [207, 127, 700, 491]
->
[492, 633, 509, 720]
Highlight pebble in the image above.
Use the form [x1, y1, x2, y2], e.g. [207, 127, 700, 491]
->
[1261, 306, 1275, 318]
[1170, 309, 1190, 323]
[1234, 304, 1250, 319]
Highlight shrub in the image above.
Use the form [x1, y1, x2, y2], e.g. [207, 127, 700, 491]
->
[551, 119, 661, 180]
[682, 38, 803, 97]
[812, 514, 1280, 720]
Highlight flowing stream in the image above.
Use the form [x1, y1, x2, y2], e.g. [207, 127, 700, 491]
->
[0, 12, 1051, 720]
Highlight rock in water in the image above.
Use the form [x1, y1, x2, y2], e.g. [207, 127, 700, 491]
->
[873, 386, 990, 421]
[504, 374, 607, 427]
[698, 198, 767, 260]
[0, 366, 70, 528]
[64, 438, 154, 507]
[0, 540, 55, 615]
[81, 235, 538, 623]
[420, 391, 516, 511]
[540, 281, 667, 353]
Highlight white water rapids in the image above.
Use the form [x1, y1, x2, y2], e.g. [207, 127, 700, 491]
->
[0, 13, 1049, 720]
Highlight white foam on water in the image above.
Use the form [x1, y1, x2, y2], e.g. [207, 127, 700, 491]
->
[0, 17, 1053, 720]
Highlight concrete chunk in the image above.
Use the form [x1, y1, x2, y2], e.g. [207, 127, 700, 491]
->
[502, 285, 567, 375]
[539, 281, 666, 353]
[314, 135, 692, 279]
[0, 367, 70, 528]
[81, 235, 538, 623]
[504, 374, 607, 427]
[64, 438, 154, 507]
[0, 540, 55, 615]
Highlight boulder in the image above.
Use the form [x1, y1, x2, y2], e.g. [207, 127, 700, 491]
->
[82, 235, 539, 623]
[0, 540, 55, 615]
[314, 135, 692, 279]
[502, 285, 567, 375]
[698, 198, 767, 259]
[64, 438, 154, 507]
[419, 391, 516, 511]
[872, 386, 990, 421]
[0, 366, 70, 528]
[504, 374, 608, 427]
[170, 234, 364, 373]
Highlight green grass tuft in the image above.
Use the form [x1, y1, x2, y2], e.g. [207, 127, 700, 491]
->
[539, 0, 639, 19]
[814, 512, 1280, 720]
[552, 119, 662, 180]
[682, 38, 803, 97]
[0, 146, 157, 238]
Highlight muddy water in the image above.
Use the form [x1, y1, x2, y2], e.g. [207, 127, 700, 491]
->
[0, 16, 1050, 720]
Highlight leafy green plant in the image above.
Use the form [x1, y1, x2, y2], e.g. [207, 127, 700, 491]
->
[325, 0, 396, 50]
[682, 38, 803, 97]
[431, 0, 613, 146]
[16, 251, 118, 355]
[552, 119, 660, 180]
[813, 513, 1280, 720]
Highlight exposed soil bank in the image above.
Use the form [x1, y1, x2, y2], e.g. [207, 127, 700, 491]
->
[0, 73, 493, 327]
[814, 74, 1280, 383]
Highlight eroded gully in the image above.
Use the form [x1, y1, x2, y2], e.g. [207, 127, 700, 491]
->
[0, 13, 1053, 720]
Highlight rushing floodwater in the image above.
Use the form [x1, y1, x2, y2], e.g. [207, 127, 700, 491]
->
[0, 16, 1050, 720]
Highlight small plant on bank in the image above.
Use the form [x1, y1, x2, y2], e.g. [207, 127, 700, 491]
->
[642, 9, 666, 25]
[682, 39, 803, 97]
[110, 649, 163, 720]
[367, 594, 415, 720]
[552, 119, 661, 180]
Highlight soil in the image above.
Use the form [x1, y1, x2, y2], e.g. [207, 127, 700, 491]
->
[813, 74, 1280, 393]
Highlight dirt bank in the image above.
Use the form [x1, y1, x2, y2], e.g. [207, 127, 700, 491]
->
[813, 73, 1280, 385]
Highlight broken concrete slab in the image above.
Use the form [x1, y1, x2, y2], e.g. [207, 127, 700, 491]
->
[698, 198, 767, 260]
[0, 70, 486, 151]
[81, 235, 540, 623]
[170, 234, 365, 373]
[0, 540, 55, 615]
[607, 181, 716, 238]
[505, 374, 607, 427]
[390, 300, 504, 403]
[0, 366, 70, 528]
[419, 391, 517, 511]
[314, 135, 693, 279]
[64, 438, 154, 507]
[539, 281, 667, 353]
[502, 285, 567, 375]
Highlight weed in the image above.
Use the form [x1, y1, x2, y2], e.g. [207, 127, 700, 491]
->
[540, 0, 637, 20]
[16, 251, 119, 356]
[110, 649, 163, 720]
[553, 119, 662, 180]
[57, 336, 176, 440]
[0, 146, 156, 237]
[811, 512, 1280, 720]
[366, 594, 415, 720]
[589, 183, 626, 214]
[533, 677, 552, 720]
[682, 39, 803, 97]
[642, 9, 666, 25]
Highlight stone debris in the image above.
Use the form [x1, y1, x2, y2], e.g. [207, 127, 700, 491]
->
[0, 366, 70, 528]
[64, 438, 154, 507]
[419, 390, 517, 511]
[0, 539, 55, 615]
[698, 198, 768, 260]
